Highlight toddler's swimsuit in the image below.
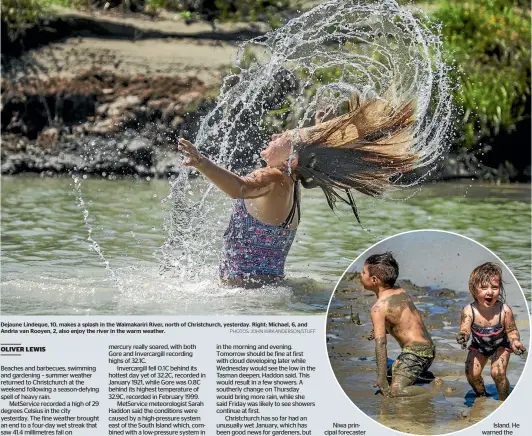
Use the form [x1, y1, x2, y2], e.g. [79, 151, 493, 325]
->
[219, 182, 300, 282]
[468, 302, 512, 357]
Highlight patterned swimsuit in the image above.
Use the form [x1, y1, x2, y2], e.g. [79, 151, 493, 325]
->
[468, 303, 512, 357]
[219, 182, 300, 281]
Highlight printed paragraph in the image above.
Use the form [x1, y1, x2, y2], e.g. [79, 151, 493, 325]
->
[216, 343, 315, 436]
[0, 365, 99, 435]
[108, 343, 205, 436]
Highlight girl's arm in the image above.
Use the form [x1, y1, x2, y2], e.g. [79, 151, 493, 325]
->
[456, 305, 473, 349]
[503, 305, 527, 355]
[178, 138, 283, 199]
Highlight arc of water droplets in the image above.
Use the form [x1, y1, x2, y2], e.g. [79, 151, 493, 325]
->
[73, 176, 124, 292]
[196, 0, 453, 171]
[160, 0, 454, 277]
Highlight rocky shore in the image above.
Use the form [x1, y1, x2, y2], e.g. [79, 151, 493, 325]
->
[1, 70, 216, 177]
[1, 7, 529, 182]
[2, 68, 523, 182]
[1, 6, 241, 177]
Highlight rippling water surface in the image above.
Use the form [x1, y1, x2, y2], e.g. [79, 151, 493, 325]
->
[1, 176, 530, 315]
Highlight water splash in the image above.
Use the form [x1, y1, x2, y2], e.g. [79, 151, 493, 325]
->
[161, 0, 453, 277]
[158, 170, 224, 281]
[73, 176, 124, 292]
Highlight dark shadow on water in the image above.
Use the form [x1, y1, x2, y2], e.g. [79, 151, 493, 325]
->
[464, 385, 512, 406]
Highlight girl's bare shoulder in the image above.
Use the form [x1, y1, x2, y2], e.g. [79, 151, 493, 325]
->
[501, 303, 514, 319]
[247, 167, 285, 182]
[462, 303, 474, 315]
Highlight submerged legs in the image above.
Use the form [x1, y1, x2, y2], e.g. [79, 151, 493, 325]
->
[390, 374, 432, 397]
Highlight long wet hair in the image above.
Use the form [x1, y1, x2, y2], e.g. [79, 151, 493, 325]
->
[291, 95, 418, 223]
[469, 262, 506, 303]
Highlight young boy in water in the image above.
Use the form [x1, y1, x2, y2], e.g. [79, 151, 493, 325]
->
[361, 252, 435, 397]
[456, 262, 526, 401]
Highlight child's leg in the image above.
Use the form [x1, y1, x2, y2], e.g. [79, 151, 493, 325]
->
[390, 373, 432, 397]
[465, 350, 489, 395]
[490, 348, 511, 401]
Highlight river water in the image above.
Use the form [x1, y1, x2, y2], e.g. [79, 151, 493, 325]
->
[1, 176, 530, 315]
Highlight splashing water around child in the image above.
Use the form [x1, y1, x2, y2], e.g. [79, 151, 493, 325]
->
[159, 0, 453, 282]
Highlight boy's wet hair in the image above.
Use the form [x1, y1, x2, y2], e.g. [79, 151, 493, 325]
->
[469, 262, 506, 303]
[365, 252, 399, 287]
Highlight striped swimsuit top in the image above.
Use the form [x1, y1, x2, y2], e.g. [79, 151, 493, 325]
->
[219, 182, 300, 280]
[468, 302, 511, 357]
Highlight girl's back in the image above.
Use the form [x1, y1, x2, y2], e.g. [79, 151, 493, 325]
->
[220, 187, 299, 281]
[245, 174, 299, 229]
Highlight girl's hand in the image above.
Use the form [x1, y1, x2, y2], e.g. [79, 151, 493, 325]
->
[178, 138, 204, 168]
[511, 340, 527, 356]
[456, 331, 470, 349]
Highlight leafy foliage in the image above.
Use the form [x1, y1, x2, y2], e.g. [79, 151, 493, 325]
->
[1, 0, 50, 40]
[432, 0, 531, 148]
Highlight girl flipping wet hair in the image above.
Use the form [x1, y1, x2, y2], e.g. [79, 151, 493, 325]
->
[178, 94, 418, 286]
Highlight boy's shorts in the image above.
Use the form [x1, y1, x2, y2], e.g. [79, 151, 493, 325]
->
[392, 343, 435, 383]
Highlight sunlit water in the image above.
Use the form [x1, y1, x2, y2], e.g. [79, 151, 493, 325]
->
[1, 176, 530, 315]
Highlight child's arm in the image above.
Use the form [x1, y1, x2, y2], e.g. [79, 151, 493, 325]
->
[178, 138, 283, 199]
[371, 302, 390, 396]
[503, 305, 527, 355]
[456, 305, 473, 349]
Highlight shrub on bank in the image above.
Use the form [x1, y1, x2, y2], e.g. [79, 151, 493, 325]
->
[1, 0, 50, 40]
[432, 0, 531, 149]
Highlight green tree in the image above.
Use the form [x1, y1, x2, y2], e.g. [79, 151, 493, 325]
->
[432, 0, 531, 148]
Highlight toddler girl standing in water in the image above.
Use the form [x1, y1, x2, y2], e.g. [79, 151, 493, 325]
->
[178, 97, 418, 286]
[456, 262, 526, 401]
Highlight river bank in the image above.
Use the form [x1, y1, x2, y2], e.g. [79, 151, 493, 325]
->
[1, 6, 530, 181]
[1, 6, 252, 177]
[1, 71, 524, 181]
[1, 69, 218, 177]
